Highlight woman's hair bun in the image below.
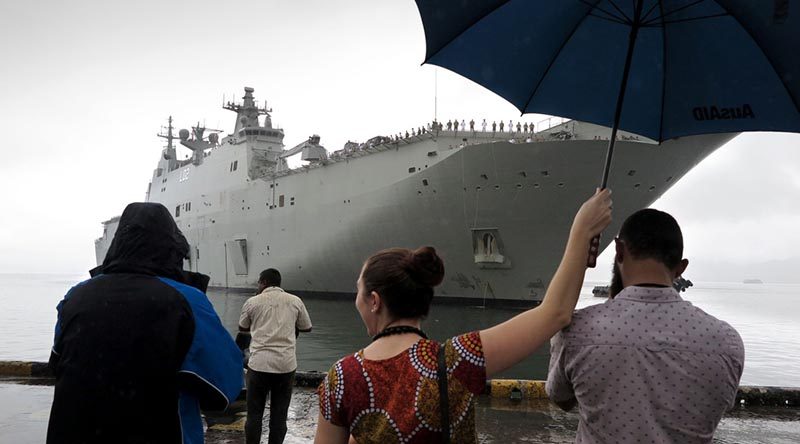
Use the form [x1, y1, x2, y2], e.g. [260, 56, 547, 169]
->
[406, 246, 445, 287]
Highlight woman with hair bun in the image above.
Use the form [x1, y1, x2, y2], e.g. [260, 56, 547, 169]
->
[315, 189, 613, 444]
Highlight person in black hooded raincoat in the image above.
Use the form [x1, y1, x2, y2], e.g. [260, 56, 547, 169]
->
[47, 202, 243, 444]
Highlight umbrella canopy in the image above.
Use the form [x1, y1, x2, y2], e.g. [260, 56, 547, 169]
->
[415, 0, 800, 142]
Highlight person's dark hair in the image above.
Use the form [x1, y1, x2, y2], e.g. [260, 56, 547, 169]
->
[362, 246, 445, 319]
[618, 208, 683, 269]
[259, 268, 281, 287]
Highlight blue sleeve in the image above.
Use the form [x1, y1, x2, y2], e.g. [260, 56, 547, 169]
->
[159, 277, 244, 411]
[50, 279, 91, 368]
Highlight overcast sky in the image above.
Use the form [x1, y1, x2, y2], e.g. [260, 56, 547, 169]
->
[1, 0, 798, 282]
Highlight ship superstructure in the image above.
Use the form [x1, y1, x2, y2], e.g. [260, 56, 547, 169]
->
[96, 87, 735, 306]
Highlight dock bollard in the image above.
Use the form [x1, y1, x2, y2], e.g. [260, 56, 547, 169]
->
[488, 380, 548, 400]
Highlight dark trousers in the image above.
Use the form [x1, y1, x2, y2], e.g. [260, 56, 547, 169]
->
[245, 368, 295, 444]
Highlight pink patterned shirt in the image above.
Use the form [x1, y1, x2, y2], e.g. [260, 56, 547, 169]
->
[547, 286, 744, 443]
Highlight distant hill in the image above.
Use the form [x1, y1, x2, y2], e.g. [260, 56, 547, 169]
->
[688, 257, 800, 284]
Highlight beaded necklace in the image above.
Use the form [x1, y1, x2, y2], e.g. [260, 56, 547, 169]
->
[371, 325, 428, 342]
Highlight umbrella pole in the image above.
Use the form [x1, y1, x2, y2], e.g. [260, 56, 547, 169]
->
[588, 0, 644, 267]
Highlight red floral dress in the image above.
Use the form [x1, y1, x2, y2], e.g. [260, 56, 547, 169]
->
[317, 332, 486, 443]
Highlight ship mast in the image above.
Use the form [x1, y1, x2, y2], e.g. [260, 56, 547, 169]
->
[223, 87, 271, 133]
[157, 116, 179, 172]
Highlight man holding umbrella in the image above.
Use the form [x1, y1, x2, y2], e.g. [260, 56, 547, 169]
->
[545, 208, 744, 442]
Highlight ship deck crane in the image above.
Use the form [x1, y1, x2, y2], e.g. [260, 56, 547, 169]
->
[279, 135, 328, 162]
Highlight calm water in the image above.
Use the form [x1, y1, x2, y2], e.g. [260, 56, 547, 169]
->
[1, 273, 798, 385]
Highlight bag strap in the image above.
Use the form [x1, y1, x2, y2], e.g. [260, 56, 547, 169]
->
[437, 343, 450, 444]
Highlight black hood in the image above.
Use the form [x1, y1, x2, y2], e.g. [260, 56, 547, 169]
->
[91, 202, 208, 291]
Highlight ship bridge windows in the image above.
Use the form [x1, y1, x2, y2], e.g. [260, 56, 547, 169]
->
[243, 129, 278, 137]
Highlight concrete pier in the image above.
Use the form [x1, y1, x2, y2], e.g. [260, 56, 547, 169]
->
[3, 361, 799, 443]
[4, 361, 798, 407]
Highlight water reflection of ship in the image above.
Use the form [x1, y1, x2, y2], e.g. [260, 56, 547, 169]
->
[94, 87, 735, 307]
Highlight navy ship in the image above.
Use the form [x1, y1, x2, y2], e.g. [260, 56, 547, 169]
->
[95, 87, 735, 306]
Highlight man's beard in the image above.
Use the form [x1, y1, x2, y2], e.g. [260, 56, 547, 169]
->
[610, 261, 624, 298]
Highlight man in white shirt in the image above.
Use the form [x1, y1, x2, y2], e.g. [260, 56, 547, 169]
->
[238, 269, 312, 444]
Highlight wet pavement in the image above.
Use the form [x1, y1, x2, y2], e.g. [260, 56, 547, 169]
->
[3, 382, 799, 443]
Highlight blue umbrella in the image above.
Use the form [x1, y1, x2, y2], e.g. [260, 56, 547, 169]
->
[414, 0, 799, 265]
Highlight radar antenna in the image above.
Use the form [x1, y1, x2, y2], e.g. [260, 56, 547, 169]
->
[223, 87, 273, 133]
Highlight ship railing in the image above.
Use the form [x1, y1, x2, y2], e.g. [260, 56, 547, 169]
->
[269, 118, 598, 178]
[536, 116, 571, 131]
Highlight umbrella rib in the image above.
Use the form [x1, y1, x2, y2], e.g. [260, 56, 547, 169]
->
[640, 1, 661, 23]
[422, 1, 513, 63]
[589, 12, 629, 25]
[605, 0, 633, 23]
[652, 13, 729, 26]
[647, 0, 707, 25]
[578, 0, 628, 24]
[520, 4, 600, 113]
[711, 0, 800, 115]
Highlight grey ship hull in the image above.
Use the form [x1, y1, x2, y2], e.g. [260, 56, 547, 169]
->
[96, 118, 734, 306]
